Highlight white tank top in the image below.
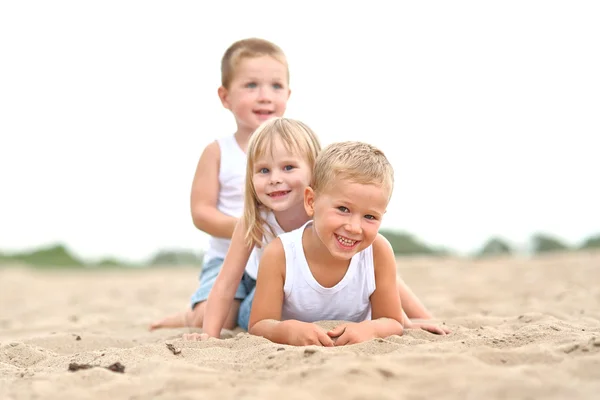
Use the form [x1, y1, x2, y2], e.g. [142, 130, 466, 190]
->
[279, 221, 376, 323]
[203, 135, 247, 264]
[245, 210, 284, 280]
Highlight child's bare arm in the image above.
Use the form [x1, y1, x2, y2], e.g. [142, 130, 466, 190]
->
[397, 277, 433, 319]
[248, 240, 333, 346]
[327, 236, 404, 345]
[247, 240, 287, 341]
[350, 235, 448, 338]
[202, 220, 253, 338]
[368, 234, 406, 335]
[190, 141, 238, 239]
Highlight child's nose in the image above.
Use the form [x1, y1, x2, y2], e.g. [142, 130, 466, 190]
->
[269, 172, 282, 184]
[257, 86, 273, 102]
[346, 217, 362, 234]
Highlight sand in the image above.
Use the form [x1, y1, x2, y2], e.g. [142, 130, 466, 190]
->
[1, 251, 599, 399]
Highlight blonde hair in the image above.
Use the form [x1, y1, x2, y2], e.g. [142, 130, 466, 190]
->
[311, 141, 394, 199]
[243, 117, 321, 248]
[221, 38, 288, 89]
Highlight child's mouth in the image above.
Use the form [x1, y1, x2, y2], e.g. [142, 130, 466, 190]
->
[268, 190, 290, 198]
[254, 110, 274, 116]
[335, 234, 359, 249]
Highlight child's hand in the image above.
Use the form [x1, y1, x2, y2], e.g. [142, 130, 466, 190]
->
[406, 321, 450, 335]
[285, 320, 335, 347]
[182, 332, 210, 341]
[327, 322, 376, 346]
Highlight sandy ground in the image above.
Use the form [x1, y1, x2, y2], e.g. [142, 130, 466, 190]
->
[1, 251, 599, 399]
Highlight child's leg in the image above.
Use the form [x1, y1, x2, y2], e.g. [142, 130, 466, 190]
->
[397, 277, 433, 319]
[236, 274, 257, 331]
[149, 257, 241, 331]
[149, 309, 191, 331]
[187, 298, 241, 330]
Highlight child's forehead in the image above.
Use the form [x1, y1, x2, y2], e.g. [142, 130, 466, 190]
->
[319, 179, 391, 203]
[233, 56, 287, 78]
[254, 137, 300, 161]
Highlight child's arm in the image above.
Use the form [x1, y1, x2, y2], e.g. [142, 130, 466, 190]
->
[397, 278, 433, 319]
[366, 234, 406, 333]
[202, 220, 253, 338]
[190, 141, 238, 239]
[327, 235, 404, 345]
[248, 240, 334, 347]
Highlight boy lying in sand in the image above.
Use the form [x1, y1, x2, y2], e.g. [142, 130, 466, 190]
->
[184, 122, 448, 343]
[247, 141, 432, 346]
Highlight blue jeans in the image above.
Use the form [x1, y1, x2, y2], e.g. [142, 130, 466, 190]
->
[236, 272, 256, 330]
[189, 257, 256, 331]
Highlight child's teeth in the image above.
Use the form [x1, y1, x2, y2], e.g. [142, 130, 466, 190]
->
[337, 235, 356, 246]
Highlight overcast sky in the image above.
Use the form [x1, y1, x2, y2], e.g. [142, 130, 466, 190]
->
[1, 1, 598, 262]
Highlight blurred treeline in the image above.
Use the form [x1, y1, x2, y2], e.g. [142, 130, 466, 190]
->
[1, 231, 599, 268]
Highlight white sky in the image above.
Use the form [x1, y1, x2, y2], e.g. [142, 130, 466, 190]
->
[1, 1, 598, 263]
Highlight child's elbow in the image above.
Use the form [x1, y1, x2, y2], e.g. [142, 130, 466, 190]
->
[191, 206, 208, 230]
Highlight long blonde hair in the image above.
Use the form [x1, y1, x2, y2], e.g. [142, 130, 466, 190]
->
[243, 117, 321, 248]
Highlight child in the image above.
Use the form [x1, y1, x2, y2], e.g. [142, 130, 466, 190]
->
[199, 117, 322, 339]
[187, 135, 447, 341]
[248, 141, 424, 346]
[149, 37, 291, 331]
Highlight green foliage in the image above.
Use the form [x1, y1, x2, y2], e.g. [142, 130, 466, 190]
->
[0, 244, 202, 269]
[148, 250, 203, 266]
[2, 230, 598, 268]
[379, 229, 441, 256]
[579, 234, 600, 250]
[0, 244, 84, 267]
[476, 237, 512, 258]
[531, 233, 570, 254]
[90, 257, 135, 268]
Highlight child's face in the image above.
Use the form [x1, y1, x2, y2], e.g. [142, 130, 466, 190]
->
[252, 137, 312, 213]
[219, 56, 290, 134]
[306, 179, 390, 260]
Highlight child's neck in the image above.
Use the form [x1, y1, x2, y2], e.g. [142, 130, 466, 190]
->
[233, 127, 254, 153]
[272, 202, 310, 233]
[303, 223, 349, 270]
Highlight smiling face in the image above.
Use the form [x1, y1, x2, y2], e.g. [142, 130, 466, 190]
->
[305, 179, 390, 260]
[219, 55, 290, 135]
[252, 136, 312, 213]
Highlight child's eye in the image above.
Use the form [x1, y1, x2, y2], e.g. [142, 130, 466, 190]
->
[246, 82, 257, 88]
[259, 167, 269, 174]
[364, 215, 376, 220]
[273, 83, 283, 89]
[283, 165, 294, 171]
[337, 206, 349, 213]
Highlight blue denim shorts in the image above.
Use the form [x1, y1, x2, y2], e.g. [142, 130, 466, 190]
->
[190, 257, 256, 330]
[236, 275, 256, 331]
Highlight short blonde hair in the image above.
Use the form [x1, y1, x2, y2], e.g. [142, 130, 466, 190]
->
[221, 38, 288, 89]
[243, 118, 322, 248]
[311, 141, 394, 199]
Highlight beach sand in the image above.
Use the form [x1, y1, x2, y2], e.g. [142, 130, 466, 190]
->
[1, 251, 599, 399]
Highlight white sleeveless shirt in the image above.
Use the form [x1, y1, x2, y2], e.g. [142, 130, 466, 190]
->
[245, 210, 284, 280]
[203, 135, 247, 264]
[279, 221, 376, 323]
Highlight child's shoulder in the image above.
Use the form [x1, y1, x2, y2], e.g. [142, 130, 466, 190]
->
[372, 233, 394, 252]
[371, 233, 396, 265]
[260, 237, 287, 269]
[199, 134, 238, 163]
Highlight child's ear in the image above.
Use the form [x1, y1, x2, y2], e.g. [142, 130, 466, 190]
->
[217, 86, 230, 110]
[304, 187, 315, 217]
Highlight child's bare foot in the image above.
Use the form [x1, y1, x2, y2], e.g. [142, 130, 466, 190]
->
[183, 332, 210, 341]
[149, 310, 191, 331]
